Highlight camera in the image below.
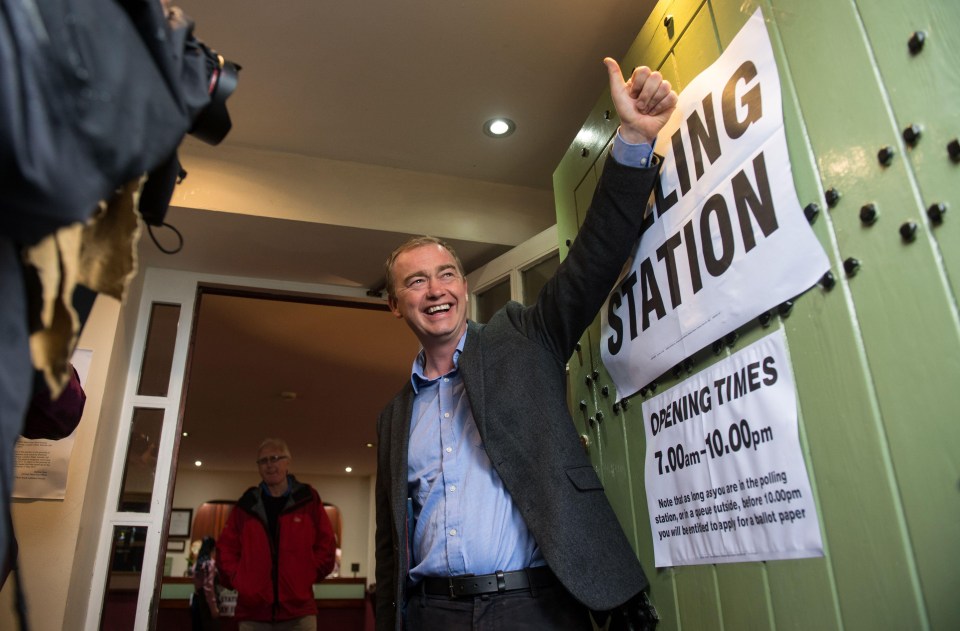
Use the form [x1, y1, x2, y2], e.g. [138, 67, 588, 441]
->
[190, 45, 241, 146]
[139, 7, 241, 227]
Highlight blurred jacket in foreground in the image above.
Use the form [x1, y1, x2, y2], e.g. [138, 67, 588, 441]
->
[0, 0, 238, 586]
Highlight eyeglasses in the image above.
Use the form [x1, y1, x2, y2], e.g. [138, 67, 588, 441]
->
[256, 454, 288, 466]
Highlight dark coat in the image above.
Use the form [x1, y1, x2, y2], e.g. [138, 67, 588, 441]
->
[374, 155, 661, 630]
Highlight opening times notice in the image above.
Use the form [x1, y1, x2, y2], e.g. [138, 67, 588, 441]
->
[641, 329, 823, 567]
[654, 471, 810, 542]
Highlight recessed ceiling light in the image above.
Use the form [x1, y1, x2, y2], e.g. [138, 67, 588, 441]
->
[483, 118, 515, 138]
[182, 432, 189, 437]
[194, 460, 202, 467]
[366, 443, 374, 448]
[345, 467, 353, 473]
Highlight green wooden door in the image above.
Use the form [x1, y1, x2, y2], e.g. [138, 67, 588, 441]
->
[554, 1, 959, 630]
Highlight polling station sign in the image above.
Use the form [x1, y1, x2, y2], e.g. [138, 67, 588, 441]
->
[642, 329, 823, 566]
[601, 9, 829, 397]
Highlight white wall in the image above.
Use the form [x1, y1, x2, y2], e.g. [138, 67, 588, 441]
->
[176, 143, 553, 247]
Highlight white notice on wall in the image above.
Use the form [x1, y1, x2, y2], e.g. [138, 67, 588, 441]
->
[601, 9, 830, 397]
[12, 348, 92, 500]
[642, 329, 823, 566]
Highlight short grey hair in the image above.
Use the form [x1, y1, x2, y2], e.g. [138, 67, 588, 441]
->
[257, 438, 291, 459]
[384, 235, 465, 300]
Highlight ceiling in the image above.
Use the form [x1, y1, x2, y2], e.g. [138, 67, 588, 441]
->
[161, 0, 659, 479]
[176, 292, 417, 478]
[177, 0, 657, 189]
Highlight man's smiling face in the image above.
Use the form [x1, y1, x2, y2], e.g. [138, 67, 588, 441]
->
[388, 243, 468, 349]
[257, 445, 289, 489]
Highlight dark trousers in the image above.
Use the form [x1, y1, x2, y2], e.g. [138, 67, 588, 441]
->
[191, 597, 221, 631]
[406, 582, 593, 631]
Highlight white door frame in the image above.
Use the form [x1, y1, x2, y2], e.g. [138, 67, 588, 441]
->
[84, 267, 378, 630]
[467, 225, 559, 313]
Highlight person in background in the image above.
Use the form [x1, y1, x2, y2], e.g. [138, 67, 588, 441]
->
[192, 536, 220, 630]
[375, 58, 677, 630]
[217, 438, 336, 631]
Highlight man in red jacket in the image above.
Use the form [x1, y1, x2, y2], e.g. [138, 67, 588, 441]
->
[217, 438, 337, 630]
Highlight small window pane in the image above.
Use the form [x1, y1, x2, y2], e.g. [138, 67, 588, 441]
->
[137, 303, 180, 396]
[118, 408, 164, 512]
[100, 525, 147, 630]
[521, 253, 560, 306]
[475, 278, 511, 324]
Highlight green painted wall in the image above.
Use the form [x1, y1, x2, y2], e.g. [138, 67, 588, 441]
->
[553, 1, 959, 629]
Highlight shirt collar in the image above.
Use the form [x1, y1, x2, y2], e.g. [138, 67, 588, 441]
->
[410, 330, 466, 393]
[259, 476, 291, 497]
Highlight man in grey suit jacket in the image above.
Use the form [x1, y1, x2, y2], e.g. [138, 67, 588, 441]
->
[375, 58, 677, 630]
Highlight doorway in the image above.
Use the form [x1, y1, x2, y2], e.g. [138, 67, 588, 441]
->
[86, 269, 416, 629]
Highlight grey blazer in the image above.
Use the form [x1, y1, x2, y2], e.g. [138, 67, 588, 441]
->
[375, 156, 660, 630]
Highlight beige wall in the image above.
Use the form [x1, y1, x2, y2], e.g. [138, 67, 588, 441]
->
[175, 142, 553, 247]
[0, 295, 123, 631]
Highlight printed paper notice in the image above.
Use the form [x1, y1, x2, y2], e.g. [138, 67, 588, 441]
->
[642, 329, 823, 566]
[601, 9, 830, 397]
[12, 349, 92, 500]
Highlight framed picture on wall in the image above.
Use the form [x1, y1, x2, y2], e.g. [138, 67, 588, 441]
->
[167, 539, 186, 552]
[169, 508, 193, 538]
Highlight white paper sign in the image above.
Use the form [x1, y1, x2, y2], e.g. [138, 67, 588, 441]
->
[601, 9, 830, 397]
[12, 348, 92, 500]
[218, 589, 237, 616]
[642, 329, 823, 566]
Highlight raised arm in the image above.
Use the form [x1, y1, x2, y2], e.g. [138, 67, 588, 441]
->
[518, 59, 678, 359]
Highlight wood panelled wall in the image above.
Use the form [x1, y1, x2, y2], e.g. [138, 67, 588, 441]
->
[553, 1, 959, 629]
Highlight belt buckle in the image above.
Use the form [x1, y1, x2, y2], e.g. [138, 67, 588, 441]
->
[448, 573, 474, 598]
[495, 570, 506, 593]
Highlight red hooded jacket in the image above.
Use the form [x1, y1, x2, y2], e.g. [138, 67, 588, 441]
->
[217, 477, 336, 622]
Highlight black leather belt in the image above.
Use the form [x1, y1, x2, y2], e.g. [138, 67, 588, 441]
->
[420, 566, 558, 598]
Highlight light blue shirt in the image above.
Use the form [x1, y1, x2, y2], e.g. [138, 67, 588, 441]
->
[406, 132, 653, 582]
[407, 333, 544, 583]
[611, 129, 656, 168]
